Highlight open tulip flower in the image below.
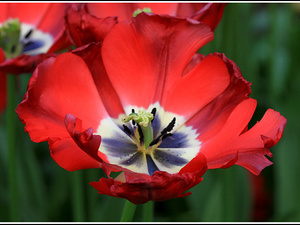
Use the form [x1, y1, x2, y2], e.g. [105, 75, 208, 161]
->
[16, 13, 286, 204]
[0, 3, 70, 73]
[0, 3, 71, 114]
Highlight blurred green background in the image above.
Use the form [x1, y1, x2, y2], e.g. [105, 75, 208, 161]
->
[0, 3, 299, 222]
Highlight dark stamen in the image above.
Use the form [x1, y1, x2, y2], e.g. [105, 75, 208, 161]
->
[161, 117, 176, 136]
[162, 133, 173, 140]
[123, 124, 132, 136]
[149, 117, 176, 146]
[25, 29, 33, 39]
[151, 108, 156, 122]
[137, 124, 144, 143]
[131, 109, 136, 126]
[149, 136, 161, 146]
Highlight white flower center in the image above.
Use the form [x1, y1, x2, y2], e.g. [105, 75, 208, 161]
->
[95, 102, 201, 175]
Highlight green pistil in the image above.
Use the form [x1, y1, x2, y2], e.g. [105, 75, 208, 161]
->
[0, 18, 23, 59]
[133, 7, 153, 17]
[123, 110, 153, 149]
[123, 110, 153, 127]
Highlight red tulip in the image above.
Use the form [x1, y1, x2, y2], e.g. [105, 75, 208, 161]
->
[16, 13, 286, 204]
[0, 3, 71, 74]
[0, 3, 72, 114]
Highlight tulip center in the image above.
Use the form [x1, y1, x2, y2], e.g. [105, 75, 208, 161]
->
[123, 109, 154, 149]
[0, 19, 22, 59]
[0, 18, 53, 59]
[96, 103, 201, 176]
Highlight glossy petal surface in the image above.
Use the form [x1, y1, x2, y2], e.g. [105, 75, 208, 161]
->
[16, 53, 109, 170]
[102, 13, 213, 109]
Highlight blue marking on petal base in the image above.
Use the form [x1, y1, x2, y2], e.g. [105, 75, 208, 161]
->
[146, 154, 159, 175]
[153, 149, 188, 167]
[102, 138, 137, 158]
[151, 115, 161, 138]
[23, 39, 45, 52]
[159, 132, 190, 148]
[120, 151, 143, 167]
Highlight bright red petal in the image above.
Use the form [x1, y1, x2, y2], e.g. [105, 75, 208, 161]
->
[163, 54, 230, 119]
[0, 3, 50, 25]
[36, 3, 69, 37]
[16, 53, 107, 141]
[86, 3, 134, 22]
[199, 98, 258, 168]
[179, 152, 207, 174]
[16, 53, 109, 170]
[49, 137, 101, 171]
[199, 97, 287, 175]
[186, 53, 252, 142]
[72, 43, 125, 118]
[234, 109, 287, 174]
[102, 13, 213, 109]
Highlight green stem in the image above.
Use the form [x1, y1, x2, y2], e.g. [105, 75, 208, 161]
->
[71, 170, 85, 222]
[142, 201, 154, 222]
[120, 200, 137, 222]
[220, 168, 237, 222]
[7, 74, 20, 221]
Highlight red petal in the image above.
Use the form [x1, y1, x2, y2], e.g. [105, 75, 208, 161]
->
[163, 54, 230, 119]
[134, 3, 178, 16]
[47, 29, 73, 54]
[65, 4, 118, 47]
[72, 43, 125, 118]
[102, 13, 213, 108]
[233, 109, 287, 174]
[236, 153, 273, 175]
[86, 3, 134, 22]
[86, 3, 178, 22]
[0, 3, 50, 25]
[49, 137, 101, 171]
[16, 52, 108, 142]
[199, 97, 287, 175]
[64, 113, 103, 163]
[0, 52, 56, 74]
[16, 53, 110, 170]
[179, 152, 207, 174]
[186, 53, 252, 142]
[190, 3, 226, 31]
[90, 170, 205, 204]
[36, 3, 69, 37]
[200, 98, 258, 168]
